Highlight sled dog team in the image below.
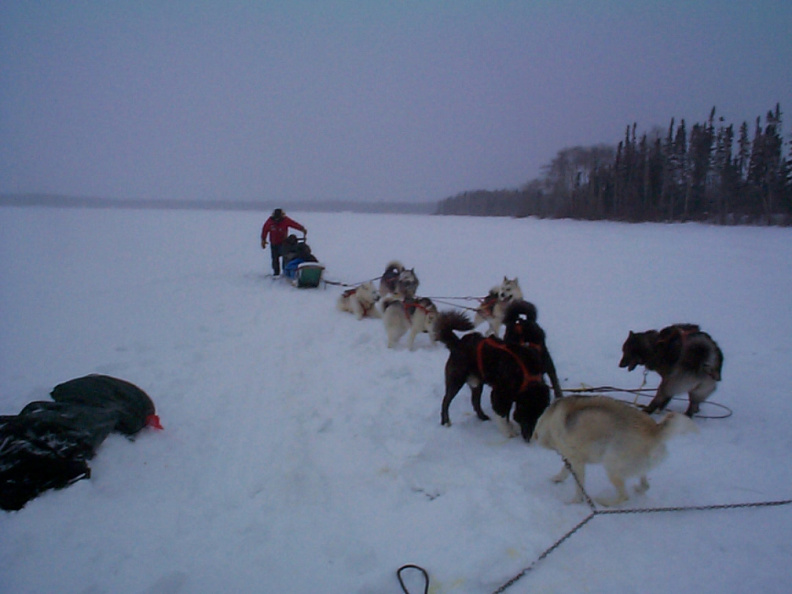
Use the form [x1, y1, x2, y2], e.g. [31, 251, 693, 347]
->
[337, 261, 724, 506]
[336, 260, 437, 350]
[336, 260, 522, 349]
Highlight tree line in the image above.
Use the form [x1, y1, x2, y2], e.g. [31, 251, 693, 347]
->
[437, 105, 792, 225]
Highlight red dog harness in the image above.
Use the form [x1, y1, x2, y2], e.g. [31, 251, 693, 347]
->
[343, 287, 375, 317]
[476, 337, 543, 392]
[401, 299, 432, 321]
[478, 293, 498, 317]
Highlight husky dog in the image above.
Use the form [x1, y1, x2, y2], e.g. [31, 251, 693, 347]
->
[502, 301, 565, 401]
[474, 277, 524, 336]
[619, 324, 724, 417]
[436, 302, 553, 440]
[532, 395, 698, 506]
[395, 268, 420, 299]
[382, 296, 437, 350]
[336, 282, 381, 320]
[378, 261, 420, 298]
[378, 261, 405, 296]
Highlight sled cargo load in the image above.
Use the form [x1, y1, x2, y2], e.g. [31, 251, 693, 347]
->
[281, 234, 325, 288]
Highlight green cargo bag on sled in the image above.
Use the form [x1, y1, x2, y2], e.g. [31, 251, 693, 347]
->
[281, 235, 325, 288]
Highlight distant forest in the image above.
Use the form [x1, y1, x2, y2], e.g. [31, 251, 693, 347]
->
[437, 104, 792, 225]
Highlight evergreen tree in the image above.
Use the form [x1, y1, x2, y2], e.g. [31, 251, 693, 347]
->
[659, 118, 675, 220]
[762, 104, 784, 222]
[686, 114, 714, 219]
[712, 122, 737, 223]
[668, 119, 687, 220]
[736, 121, 751, 181]
[734, 121, 752, 218]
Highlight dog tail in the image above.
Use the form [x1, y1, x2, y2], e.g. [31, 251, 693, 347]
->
[383, 260, 405, 274]
[657, 411, 699, 440]
[680, 337, 724, 381]
[503, 300, 538, 326]
[434, 310, 475, 349]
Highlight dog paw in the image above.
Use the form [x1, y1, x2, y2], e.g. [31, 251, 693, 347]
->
[595, 494, 627, 507]
[634, 476, 650, 494]
[493, 416, 518, 438]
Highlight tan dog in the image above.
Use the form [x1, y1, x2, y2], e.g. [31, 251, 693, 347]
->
[382, 296, 437, 350]
[336, 282, 381, 320]
[532, 395, 697, 506]
[474, 277, 524, 337]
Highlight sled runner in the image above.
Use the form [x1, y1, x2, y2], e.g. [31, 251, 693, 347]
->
[281, 235, 325, 288]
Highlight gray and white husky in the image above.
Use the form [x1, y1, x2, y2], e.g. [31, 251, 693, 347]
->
[382, 295, 437, 350]
[378, 260, 405, 297]
[474, 277, 524, 337]
[378, 261, 420, 299]
[619, 323, 724, 417]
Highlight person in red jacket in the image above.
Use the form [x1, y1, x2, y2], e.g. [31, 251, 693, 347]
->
[260, 208, 307, 276]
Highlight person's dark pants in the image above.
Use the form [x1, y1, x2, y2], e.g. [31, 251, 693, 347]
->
[270, 243, 283, 275]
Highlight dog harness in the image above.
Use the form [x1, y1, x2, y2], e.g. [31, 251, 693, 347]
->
[478, 293, 498, 316]
[344, 287, 375, 317]
[656, 325, 697, 345]
[401, 299, 433, 321]
[476, 338, 544, 393]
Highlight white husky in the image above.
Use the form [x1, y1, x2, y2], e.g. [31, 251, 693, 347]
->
[473, 277, 524, 337]
[382, 296, 438, 350]
[532, 395, 697, 506]
[336, 282, 381, 320]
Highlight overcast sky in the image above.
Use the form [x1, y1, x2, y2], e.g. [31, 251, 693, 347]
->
[1, 1, 790, 204]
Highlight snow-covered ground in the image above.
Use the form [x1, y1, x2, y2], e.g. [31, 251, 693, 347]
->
[1, 207, 791, 593]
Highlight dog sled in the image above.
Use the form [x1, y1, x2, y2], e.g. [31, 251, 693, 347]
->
[281, 234, 325, 288]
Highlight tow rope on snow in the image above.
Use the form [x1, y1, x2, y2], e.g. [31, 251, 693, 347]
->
[485, 457, 792, 594]
[320, 275, 490, 310]
[562, 384, 733, 419]
[399, 482, 791, 594]
[323, 274, 383, 288]
[396, 564, 429, 594]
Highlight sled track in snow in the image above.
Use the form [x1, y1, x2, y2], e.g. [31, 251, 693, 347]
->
[398, 460, 791, 594]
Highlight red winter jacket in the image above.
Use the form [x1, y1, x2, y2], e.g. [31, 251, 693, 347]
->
[261, 215, 306, 245]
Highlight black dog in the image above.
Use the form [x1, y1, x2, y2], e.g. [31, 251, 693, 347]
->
[619, 323, 724, 417]
[501, 301, 564, 402]
[437, 301, 561, 440]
